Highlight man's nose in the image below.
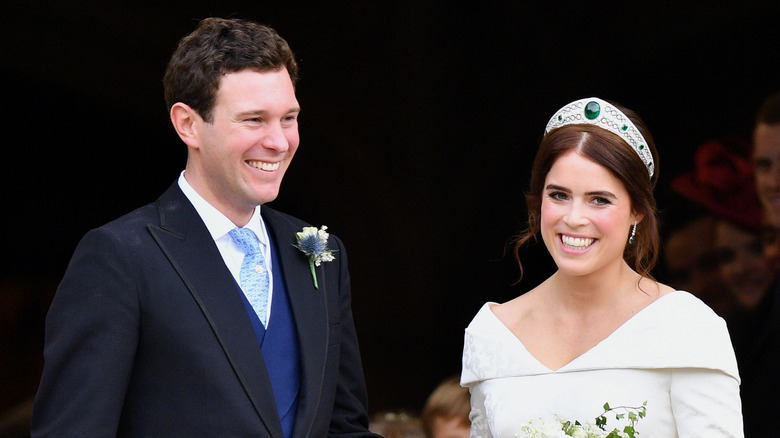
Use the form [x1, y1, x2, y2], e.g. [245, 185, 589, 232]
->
[262, 122, 290, 152]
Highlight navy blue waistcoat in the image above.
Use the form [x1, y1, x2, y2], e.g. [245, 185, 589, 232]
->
[240, 234, 301, 438]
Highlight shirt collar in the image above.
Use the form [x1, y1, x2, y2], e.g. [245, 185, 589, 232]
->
[177, 171, 267, 245]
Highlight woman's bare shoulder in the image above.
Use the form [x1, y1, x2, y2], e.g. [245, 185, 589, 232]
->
[492, 282, 549, 322]
[640, 277, 676, 299]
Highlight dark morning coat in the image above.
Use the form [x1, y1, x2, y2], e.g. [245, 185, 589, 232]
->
[32, 182, 378, 437]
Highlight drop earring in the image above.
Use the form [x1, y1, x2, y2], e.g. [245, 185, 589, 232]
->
[629, 220, 637, 244]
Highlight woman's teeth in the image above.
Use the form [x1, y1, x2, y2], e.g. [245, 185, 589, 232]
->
[561, 235, 593, 249]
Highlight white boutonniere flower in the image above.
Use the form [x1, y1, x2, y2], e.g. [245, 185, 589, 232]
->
[294, 225, 335, 289]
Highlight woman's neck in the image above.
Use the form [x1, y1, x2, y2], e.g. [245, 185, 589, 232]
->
[548, 261, 641, 310]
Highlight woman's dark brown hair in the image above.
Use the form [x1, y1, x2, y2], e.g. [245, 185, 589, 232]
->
[514, 101, 661, 281]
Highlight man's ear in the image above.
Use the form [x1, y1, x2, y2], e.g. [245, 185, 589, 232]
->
[170, 102, 200, 148]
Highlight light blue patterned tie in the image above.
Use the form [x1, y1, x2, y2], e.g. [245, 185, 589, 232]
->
[229, 227, 270, 327]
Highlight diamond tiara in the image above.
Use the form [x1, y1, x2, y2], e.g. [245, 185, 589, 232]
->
[544, 97, 654, 178]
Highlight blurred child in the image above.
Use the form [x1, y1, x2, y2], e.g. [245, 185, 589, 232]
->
[421, 376, 470, 438]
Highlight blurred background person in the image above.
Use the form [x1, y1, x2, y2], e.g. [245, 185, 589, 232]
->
[734, 90, 780, 437]
[713, 219, 772, 311]
[421, 376, 470, 438]
[662, 214, 735, 316]
[672, 134, 780, 437]
[753, 91, 780, 273]
[670, 137, 772, 320]
[369, 411, 425, 438]
[753, 91, 780, 228]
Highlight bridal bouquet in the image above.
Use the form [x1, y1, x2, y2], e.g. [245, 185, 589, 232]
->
[519, 402, 647, 438]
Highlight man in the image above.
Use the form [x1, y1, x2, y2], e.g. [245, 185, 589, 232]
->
[32, 17, 379, 437]
[735, 90, 780, 437]
[753, 91, 780, 227]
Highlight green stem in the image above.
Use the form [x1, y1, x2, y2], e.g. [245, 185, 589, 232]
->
[309, 259, 318, 289]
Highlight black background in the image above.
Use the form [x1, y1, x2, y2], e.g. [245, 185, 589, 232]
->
[2, 0, 779, 419]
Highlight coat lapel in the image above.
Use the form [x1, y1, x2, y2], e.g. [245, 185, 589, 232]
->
[262, 207, 329, 438]
[148, 183, 284, 438]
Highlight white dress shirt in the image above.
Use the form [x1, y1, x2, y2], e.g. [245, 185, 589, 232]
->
[177, 171, 274, 326]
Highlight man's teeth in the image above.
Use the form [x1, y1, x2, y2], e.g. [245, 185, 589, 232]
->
[248, 161, 280, 171]
[561, 235, 594, 249]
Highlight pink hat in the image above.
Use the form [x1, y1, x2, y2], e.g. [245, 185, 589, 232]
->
[671, 137, 763, 232]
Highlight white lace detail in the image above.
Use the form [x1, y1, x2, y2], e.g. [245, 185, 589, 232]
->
[468, 404, 490, 438]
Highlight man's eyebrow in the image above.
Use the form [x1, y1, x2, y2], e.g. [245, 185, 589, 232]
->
[235, 107, 301, 118]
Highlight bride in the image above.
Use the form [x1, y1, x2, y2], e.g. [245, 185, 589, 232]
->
[461, 98, 743, 437]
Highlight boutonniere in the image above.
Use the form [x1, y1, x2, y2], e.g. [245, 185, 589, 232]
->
[294, 225, 335, 289]
[519, 401, 647, 438]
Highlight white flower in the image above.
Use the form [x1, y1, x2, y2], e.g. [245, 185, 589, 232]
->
[539, 422, 568, 437]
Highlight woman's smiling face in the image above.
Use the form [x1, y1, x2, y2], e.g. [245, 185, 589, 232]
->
[540, 151, 639, 277]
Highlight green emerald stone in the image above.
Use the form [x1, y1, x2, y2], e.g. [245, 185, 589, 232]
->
[584, 101, 600, 119]
[621, 124, 628, 131]
[558, 115, 562, 121]
[639, 145, 645, 150]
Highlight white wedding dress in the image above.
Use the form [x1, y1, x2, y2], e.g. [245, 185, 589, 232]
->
[461, 291, 743, 437]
